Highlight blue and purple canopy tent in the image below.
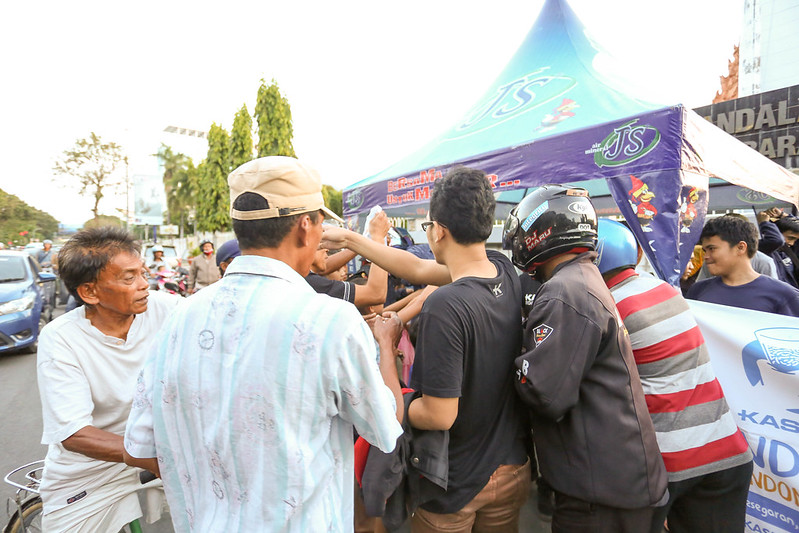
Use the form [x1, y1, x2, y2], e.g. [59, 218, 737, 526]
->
[342, 0, 799, 285]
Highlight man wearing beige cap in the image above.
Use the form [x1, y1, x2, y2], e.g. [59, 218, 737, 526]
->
[123, 156, 404, 532]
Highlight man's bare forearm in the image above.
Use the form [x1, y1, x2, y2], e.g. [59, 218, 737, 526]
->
[383, 289, 423, 314]
[319, 249, 357, 276]
[62, 426, 125, 463]
[123, 449, 161, 478]
[340, 232, 450, 286]
[356, 260, 389, 308]
[397, 285, 437, 324]
[377, 337, 404, 424]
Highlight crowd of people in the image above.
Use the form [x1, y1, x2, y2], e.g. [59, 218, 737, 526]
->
[32, 155, 799, 532]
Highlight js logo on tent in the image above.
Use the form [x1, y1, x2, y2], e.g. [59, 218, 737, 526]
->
[446, 68, 576, 140]
[736, 188, 777, 206]
[594, 119, 661, 168]
[345, 188, 364, 211]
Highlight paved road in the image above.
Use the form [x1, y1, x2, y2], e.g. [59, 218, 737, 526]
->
[1, 304, 551, 532]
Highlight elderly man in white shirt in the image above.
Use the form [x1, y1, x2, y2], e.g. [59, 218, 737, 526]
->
[37, 226, 180, 532]
[124, 156, 403, 532]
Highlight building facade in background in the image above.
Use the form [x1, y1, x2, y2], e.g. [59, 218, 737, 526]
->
[739, 0, 799, 97]
[694, 0, 799, 174]
[694, 84, 799, 171]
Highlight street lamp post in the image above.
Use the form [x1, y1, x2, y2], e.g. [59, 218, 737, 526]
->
[124, 156, 130, 231]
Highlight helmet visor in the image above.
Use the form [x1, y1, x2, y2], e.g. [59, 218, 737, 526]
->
[502, 209, 520, 250]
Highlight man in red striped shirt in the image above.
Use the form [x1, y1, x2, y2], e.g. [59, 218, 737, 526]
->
[596, 219, 753, 533]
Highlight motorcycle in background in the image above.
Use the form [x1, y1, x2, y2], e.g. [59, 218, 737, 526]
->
[153, 268, 188, 297]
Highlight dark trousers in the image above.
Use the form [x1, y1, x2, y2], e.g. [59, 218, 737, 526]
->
[551, 491, 656, 533]
[650, 460, 753, 533]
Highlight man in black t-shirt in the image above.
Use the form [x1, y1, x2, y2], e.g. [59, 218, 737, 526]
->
[321, 167, 531, 531]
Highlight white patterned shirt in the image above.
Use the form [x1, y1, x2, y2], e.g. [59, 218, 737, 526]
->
[124, 255, 402, 532]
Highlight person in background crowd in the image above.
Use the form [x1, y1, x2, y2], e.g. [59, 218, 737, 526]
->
[321, 249, 349, 281]
[306, 214, 390, 309]
[503, 185, 667, 533]
[687, 215, 799, 316]
[123, 156, 403, 532]
[693, 213, 777, 282]
[215, 239, 241, 276]
[36, 227, 179, 531]
[758, 207, 799, 288]
[596, 219, 753, 533]
[322, 167, 532, 532]
[146, 244, 167, 275]
[187, 240, 220, 293]
[325, 261, 349, 281]
[36, 239, 54, 269]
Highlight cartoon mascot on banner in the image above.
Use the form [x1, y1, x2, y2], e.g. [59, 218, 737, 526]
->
[628, 175, 657, 232]
[679, 186, 699, 234]
[538, 98, 579, 131]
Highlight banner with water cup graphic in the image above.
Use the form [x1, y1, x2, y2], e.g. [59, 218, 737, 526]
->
[689, 301, 799, 533]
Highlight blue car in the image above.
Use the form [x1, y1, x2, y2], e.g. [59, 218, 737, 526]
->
[0, 251, 57, 353]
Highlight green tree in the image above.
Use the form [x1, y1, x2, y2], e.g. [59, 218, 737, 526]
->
[322, 185, 343, 217]
[53, 132, 124, 221]
[255, 79, 296, 158]
[230, 104, 254, 170]
[83, 214, 124, 229]
[0, 189, 59, 245]
[155, 144, 198, 234]
[196, 124, 231, 233]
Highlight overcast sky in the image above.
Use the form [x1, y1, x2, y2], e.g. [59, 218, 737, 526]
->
[0, 0, 742, 226]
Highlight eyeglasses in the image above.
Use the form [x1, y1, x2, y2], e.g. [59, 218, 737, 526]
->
[421, 221, 435, 232]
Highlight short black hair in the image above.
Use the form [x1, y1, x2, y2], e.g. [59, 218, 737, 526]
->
[232, 192, 320, 249]
[58, 226, 141, 305]
[429, 167, 495, 244]
[700, 216, 757, 258]
[775, 216, 799, 235]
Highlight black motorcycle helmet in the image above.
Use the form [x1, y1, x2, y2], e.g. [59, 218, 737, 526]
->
[503, 184, 598, 272]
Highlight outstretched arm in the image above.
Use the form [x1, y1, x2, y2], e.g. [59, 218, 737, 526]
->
[322, 227, 451, 286]
[318, 249, 357, 276]
[352, 212, 391, 308]
[383, 288, 423, 313]
[397, 285, 437, 324]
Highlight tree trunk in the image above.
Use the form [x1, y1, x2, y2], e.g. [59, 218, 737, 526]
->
[93, 182, 103, 221]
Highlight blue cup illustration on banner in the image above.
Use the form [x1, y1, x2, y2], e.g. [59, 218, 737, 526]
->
[755, 328, 799, 372]
[743, 327, 799, 386]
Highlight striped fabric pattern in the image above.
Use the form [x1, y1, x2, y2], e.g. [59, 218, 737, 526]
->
[608, 270, 752, 481]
